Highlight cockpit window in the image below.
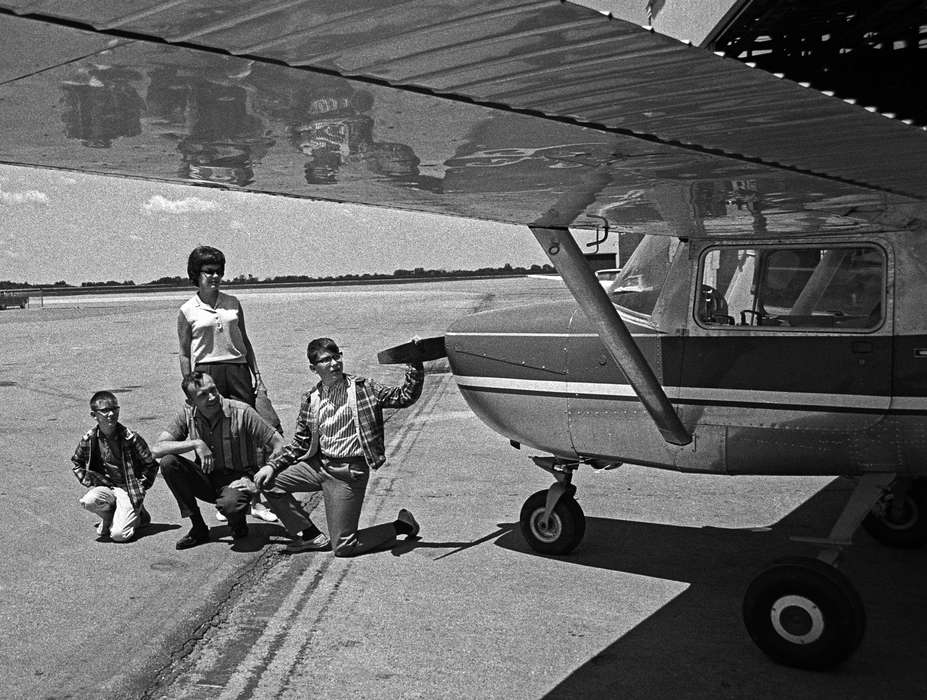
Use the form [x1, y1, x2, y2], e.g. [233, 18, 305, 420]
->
[698, 245, 884, 330]
[607, 235, 681, 316]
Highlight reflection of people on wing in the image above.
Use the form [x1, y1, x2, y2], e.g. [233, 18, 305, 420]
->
[151, 373, 286, 550]
[71, 391, 159, 543]
[285, 77, 441, 192]
[60, 66, 145, 148]
[254, 337, 423, 555]
[178, 245, 280, 524]
[145, 65, 273, 187]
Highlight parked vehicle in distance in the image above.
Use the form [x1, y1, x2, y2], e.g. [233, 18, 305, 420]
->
[0, 292, 28, 310]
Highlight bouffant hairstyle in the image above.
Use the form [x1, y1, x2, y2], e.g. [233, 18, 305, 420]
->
[187, 246, 226, 285]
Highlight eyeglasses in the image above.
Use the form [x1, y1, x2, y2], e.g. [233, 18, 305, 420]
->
[313, 353, 342, 364]
[93, 406, 119, 415]
[200, 268, 223, 277]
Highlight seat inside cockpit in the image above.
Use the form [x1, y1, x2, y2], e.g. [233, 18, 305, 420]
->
[697, 244, 884, 331]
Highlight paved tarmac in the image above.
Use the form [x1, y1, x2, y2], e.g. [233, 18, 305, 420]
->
[2, 279, 926, 699]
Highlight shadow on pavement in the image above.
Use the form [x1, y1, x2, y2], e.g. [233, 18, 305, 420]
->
[491, 481, 927, 699]
[134, 522, 180, 541]
[390, 523, 518, 558]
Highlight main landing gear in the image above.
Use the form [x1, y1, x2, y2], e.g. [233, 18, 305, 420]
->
[862, 477, 927, 548]
[519, 463, 922, 670]
[743, 473, 919, 670]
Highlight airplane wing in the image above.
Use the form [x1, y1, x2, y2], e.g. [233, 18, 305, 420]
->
[0, 0, 925, 237]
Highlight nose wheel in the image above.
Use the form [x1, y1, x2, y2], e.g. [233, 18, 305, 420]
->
[519, 488, 586, 555]
[743, 556, 865, 670]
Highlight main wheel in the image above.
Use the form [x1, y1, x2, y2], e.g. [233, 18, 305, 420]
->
[519, 489, 585, 555]
[863, 479, 927, 548]
[743, 557, 865, 670]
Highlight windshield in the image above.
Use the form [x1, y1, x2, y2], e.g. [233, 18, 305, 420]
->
[606, 235, 679, 316]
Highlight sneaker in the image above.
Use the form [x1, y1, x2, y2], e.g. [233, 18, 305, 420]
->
[283, 532, 331, 553]
[215, 509, 227, 522]
[176, 527, 210, 550]
[397, 509, 420, 538]
[249, 502, 278, 522]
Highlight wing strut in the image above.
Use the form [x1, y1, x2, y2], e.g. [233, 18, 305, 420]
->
[530, 226, 692, 446]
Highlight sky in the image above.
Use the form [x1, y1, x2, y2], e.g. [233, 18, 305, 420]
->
[0, 163, 548, 285]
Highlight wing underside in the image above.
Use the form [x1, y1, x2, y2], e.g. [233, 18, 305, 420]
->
[1, 0, 925, 237]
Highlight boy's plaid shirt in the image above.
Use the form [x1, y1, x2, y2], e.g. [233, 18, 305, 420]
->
[71, 424, 159, 509]
[269, 364, 423, 474]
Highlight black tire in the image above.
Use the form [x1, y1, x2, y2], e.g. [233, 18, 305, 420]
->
[862, 479, 927, 548]
[743, 557, 865, 670]
[519, 489, 585, 555]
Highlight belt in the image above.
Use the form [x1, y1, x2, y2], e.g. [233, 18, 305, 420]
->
[319, 453, 365, 463]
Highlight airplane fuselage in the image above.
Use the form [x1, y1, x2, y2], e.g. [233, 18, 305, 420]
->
[447, 231, 927, 477]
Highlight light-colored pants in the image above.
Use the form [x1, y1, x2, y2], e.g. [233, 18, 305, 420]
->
[79, 486, 142, 543]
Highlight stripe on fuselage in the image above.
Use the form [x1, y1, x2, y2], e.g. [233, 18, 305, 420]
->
[452, 375, 927, 415]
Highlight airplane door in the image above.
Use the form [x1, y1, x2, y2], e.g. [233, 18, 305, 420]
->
[683, 243, 892, 474]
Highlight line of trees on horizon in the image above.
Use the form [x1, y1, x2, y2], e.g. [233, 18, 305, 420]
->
[0, 262, 556, 290]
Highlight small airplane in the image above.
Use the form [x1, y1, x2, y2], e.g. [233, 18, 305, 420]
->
[1, 0, 926, 671]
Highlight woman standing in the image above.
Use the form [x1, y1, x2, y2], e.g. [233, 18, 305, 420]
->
[178, 246, 263, 404]
[177, 245, 277, 522]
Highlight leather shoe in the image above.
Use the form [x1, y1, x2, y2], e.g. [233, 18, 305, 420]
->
[176, 528, 210, 550]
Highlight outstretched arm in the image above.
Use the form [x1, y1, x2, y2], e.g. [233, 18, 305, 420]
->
[256, 393, 314, 488]
[370, 362, 424, 408]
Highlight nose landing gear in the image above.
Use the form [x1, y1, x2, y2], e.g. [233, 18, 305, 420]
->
[519, 457, 586, 555]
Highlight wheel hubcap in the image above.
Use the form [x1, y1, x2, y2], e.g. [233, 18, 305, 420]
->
[530, 509, 561, 542]
[882, 496, 918, 530]
[771, 595, 824, 644]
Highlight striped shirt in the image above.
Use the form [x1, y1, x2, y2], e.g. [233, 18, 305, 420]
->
[269, 364, 424, 474]
[163, 397, 275, 476]
[318, 379, 363, 458]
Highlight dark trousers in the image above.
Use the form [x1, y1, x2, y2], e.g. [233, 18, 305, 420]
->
[263, 456, 398, 557]
[195, 362, 255, 407]
[160, 454, 251, 527]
